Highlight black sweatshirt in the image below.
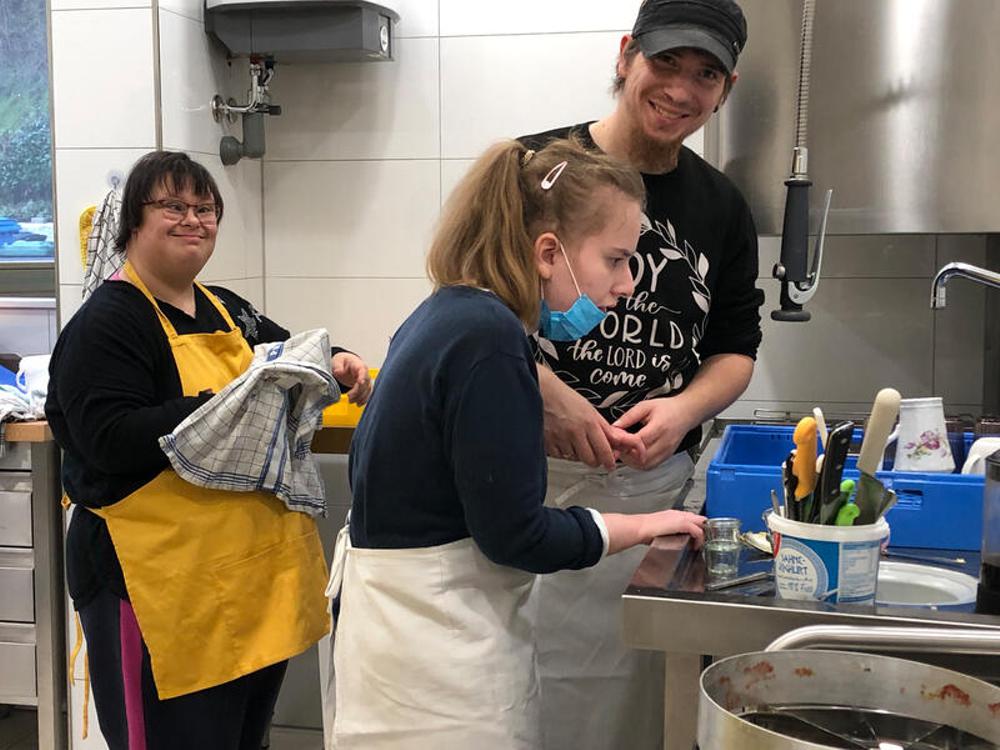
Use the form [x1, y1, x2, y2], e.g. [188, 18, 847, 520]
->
[46, 280, 299, 607]
[520, 123, 764, 453]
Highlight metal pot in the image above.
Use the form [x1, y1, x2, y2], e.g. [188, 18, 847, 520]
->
[698, 649, 1000, 749]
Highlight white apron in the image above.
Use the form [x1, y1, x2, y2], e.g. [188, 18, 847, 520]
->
[537, 451, 695, 750]
[326, 523, 541, 749]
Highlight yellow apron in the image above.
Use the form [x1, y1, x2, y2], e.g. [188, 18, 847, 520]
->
[90, 261, 330, 700]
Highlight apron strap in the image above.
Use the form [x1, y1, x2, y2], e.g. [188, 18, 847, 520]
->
[68, 611, 91, 740]
[325, 514, 351, 599]
[120, 260, 180, 338]
[120, 261, 241, 338]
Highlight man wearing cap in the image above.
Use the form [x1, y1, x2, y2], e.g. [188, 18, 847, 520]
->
[519, 0, 764, 747]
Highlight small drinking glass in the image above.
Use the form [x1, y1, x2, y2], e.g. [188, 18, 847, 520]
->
[703, 517, 741, 579]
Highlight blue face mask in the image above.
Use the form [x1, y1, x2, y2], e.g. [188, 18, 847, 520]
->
[538, 241, 608, 341]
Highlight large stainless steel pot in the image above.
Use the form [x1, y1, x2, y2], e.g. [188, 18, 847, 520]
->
[698, 649, 1000, 748]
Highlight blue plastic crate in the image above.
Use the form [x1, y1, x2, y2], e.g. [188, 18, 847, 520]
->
[705, 424, 985, 551]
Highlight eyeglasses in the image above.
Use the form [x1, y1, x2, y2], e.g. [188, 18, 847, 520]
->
[144, 198, 221, 224]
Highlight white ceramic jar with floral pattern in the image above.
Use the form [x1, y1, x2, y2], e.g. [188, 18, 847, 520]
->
[886, 397, 955, 473]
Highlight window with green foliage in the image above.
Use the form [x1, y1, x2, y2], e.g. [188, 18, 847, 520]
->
[0, 0, 54, 265]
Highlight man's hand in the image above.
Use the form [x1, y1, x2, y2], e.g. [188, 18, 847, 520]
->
[332, 352, 372, 405]
[612, 397, 695, 470]
[538, 365, 644, 469]
[613, 354, 756, 470]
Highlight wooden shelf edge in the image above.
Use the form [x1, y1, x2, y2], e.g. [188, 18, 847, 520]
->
[3, 421, 53, 443]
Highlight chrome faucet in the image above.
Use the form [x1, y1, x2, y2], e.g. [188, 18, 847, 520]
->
[930, 261, 1000, 309]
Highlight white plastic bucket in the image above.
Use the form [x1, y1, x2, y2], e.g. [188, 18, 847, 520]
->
[766, 512, 889, 604]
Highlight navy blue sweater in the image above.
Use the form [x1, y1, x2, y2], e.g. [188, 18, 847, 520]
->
[349, 286, 604, 574]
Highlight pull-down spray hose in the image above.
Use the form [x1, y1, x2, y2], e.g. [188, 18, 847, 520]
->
[772, 0, 832, 322]
[792, 0, 814, 172]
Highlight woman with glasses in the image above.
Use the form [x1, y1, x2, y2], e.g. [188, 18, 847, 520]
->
[45, 150, 370, 749]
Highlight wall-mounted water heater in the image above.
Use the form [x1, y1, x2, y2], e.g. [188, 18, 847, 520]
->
[204, 0, 400, 164]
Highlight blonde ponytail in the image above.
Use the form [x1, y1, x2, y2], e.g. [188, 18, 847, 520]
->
[427, 137, 645, 327]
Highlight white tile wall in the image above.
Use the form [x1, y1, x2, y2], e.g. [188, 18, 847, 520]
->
[158, 0, 201, 23]
[158, 8, 244, 156]
[49, 1, 261, 328]
[58, 284, 86, 329]
[258, 12, 708, 370]
[204, 277, 265, 310]
[50, 9, 156, 149]
[50, 0, 149, 11]
[391, 0, 439, 38]
[155, 9, 265, 298]
[198, 154, 264, 282]
[267, 38, 440, 161]
[264, 160, 438, 279]
[440, 158, 474, 207]
[53, 148, 149, 287]
[265, 277, 432, 364]
[440, 32, 620, 158]
[440, 0, 639, 36]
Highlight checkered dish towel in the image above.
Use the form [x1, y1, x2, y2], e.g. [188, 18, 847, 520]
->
[83, 189, 124, 300]
[158, 328, 340, 516]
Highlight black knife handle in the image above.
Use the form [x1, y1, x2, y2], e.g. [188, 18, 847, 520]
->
[819, 421, 854, 523]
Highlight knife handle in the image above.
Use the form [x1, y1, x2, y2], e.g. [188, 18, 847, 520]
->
[792, 417, 818, 498]
[819, 421, 853, 506]
[783, 452, 799, 519]
[857, 388, 901, 476]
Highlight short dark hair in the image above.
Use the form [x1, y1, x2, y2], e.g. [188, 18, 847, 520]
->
[612, 37, 644, 94]
[115, 151, 224, 251]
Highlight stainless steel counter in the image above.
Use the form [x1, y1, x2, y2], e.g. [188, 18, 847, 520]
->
[623, 435, 1000, 750]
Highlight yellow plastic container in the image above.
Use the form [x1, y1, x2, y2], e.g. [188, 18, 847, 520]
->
[321, 369, 378, 428]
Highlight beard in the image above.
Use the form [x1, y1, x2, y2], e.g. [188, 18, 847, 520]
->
[619, 97, 687, 174]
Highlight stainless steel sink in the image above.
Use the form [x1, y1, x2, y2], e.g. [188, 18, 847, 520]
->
[876, 561, 977, 608]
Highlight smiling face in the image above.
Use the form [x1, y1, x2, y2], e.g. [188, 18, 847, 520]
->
[127, 179, 219, 284]
[538, 187, 642, 312]
[616, 41, 733, 156]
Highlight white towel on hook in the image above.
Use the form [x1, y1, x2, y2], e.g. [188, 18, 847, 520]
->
[83, 189, 124, 300]
[158, 329, 340, 516]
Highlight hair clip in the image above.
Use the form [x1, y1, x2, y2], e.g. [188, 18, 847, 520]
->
[540, 160, 568, 191]
[521, 149, 536, 167]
